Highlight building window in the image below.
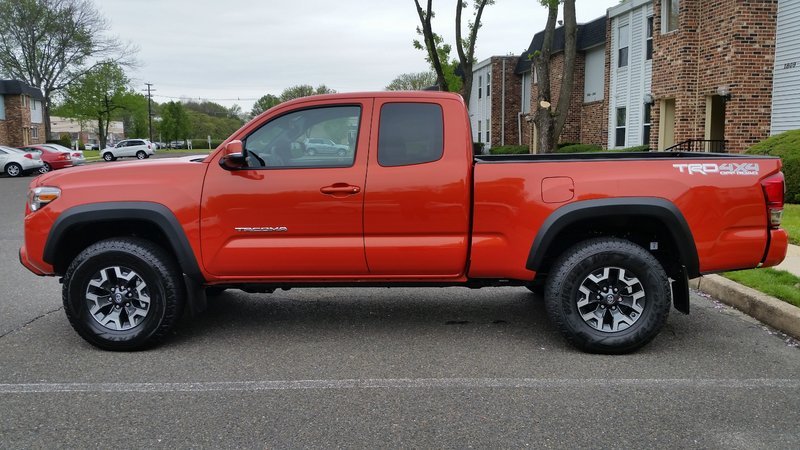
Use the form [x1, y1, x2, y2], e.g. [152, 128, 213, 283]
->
[31, 99, 37, 110]
[0, 95, 5, 120]
[31, 127, 39, 139]
[477, 120, 481, 143]
[486, 73, 491, 97]
[643, 103, 651, 146]
[646, 17, 653, 60]
[478, 75, 482, 99]
[664, 0, 679, 33]
[618, 24, 629, 68]
[485, 119, 489, 143]
[615, 107, 626, 147]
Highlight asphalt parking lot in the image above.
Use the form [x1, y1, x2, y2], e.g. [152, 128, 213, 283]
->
[1, 169, 799, 448]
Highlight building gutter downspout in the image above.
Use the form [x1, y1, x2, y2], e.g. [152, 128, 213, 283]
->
[501, 59, 506, 146]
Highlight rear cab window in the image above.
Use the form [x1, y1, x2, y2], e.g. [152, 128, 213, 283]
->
[377, 103, 444, 167]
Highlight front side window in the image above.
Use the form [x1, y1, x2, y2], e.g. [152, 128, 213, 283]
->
[245, 105, 360, 169]
[618, 24, 630, 68]
[664, 0, 679, 32]
[378, 103, 443, 167]
[615, 107, 627, 147]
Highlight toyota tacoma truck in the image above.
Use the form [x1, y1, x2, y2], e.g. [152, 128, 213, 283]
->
[19, 92, 788, 353]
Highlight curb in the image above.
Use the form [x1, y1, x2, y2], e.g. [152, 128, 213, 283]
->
[691, 275, 800, 340]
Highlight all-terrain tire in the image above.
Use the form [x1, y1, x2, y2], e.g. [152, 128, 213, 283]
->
[62, 238, 185, 351]
[544, 237, 671, 354]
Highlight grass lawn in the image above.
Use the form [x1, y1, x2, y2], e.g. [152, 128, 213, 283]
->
[723, 268, 800, 308]
[783, 204, 799, 245]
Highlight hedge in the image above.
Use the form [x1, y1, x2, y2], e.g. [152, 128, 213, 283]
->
[556, 144, 603, 153]
[188, 139, 225, 150]
[489, 145, 530, 155]
[610, 145, 650, 152]
[746, 129, 800, 204]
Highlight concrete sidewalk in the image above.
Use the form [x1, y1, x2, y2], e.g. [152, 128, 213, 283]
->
[774, 243, 800, 277]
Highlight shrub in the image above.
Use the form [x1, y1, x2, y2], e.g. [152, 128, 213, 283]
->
[746, 129, 800, 203]
[489, 145, 530, 155]
[59, 133, 72, 148]
[556, 144, 602, 153]
[556, 142, 580, 149]
[610, 145, 650, 152]
[746, 129, 800, 158]
[190, 139, 224, 150]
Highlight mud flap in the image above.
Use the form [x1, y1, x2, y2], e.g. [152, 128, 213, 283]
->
[670, 265, 690, 314]
[183, 273, 207, 316]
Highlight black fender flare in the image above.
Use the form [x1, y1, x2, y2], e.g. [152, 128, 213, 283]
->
[43, 202, 204, 284]
[526, 196, 700, 280]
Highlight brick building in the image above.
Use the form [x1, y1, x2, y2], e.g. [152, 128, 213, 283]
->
[650, 0, 779, 152]
[0, 80, 45, 147]
[473, 0, 798, 153]
[515, 16, 607, 152]
[468, 56, 520, 151]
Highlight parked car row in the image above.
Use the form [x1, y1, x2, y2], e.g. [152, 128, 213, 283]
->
[0, 146, 43, 177]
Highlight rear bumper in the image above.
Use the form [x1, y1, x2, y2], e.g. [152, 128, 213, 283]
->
[762, 229, 789, 268]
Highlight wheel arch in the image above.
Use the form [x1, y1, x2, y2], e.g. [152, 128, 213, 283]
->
[43, 202, 204, 284]
[526, 197, 699, 313]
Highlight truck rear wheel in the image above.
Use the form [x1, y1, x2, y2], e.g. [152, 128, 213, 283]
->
[544, 237, 671, 354]
[62, 238, 185, 351]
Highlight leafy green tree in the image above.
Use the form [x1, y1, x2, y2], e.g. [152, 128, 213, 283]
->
[0, 0, 135, 139]
[385, 72, 438, 91]
[250, 94, 280, 117]
[118, 93, 150, 139]
[58, 62, 130, 148]
[159, 101, 190, 144]
[184, 100, 229, 117]
[531, 0, 577, 153]
[413, 0, 493, 103]
[279, 84, 337, 102]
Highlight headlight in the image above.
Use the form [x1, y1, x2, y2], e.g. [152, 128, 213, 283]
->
[28, 186, 61, 212]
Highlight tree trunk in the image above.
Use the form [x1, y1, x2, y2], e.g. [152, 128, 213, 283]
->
[43, 98, 52, 142]
[554, 0, 577, 140]
[414, 0, 448, 92]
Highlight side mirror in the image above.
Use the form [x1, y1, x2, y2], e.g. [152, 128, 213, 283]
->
[219, 139, 247, 170]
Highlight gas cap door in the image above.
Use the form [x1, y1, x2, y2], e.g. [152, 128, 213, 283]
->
[541, 176, 575, 203]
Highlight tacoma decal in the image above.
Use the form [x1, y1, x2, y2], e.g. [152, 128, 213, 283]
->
[672, 163, 759, 176]
[234, 226, 288, 233]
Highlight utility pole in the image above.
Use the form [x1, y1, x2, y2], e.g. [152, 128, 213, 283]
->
[144, 83, 155, 142]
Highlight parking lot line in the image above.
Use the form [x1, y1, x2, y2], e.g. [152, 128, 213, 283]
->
[2, 377, 799, 394]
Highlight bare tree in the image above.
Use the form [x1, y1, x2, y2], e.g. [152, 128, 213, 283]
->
[413, 0, 449, 92]
[531, 0, 577, 153]
[455, 0, 493, 105]
[0, 0, 136, 139]
[413, 0, 494, 101]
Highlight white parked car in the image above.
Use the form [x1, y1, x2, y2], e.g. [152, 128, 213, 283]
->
[101, 139, 155, 161]
[41, 143, 86, 165]
[0, 145, 44, 177]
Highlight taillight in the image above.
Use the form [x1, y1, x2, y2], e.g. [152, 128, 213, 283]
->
[23, 153, 32, 159]
[761, 172, 784, 229]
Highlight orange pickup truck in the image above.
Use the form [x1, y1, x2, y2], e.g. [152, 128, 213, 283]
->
[20, 92, 788, 353]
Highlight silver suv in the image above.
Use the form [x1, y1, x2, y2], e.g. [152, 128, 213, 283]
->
[303, 138, 350, 156]
[101, 139, 155, 161]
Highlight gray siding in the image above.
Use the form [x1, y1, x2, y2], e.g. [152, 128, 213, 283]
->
[772, 0, 800, 135]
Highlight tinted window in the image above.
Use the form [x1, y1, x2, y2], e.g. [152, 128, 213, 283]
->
[378, 103, 443, 167]
[244, 106, 360, 169]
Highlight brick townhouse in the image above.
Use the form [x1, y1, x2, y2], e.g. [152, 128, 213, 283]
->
[474, 0, 799, 153]
[0, 80, 45, 147]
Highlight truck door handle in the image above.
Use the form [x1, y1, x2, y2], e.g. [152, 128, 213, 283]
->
[320, 184, 361, 196]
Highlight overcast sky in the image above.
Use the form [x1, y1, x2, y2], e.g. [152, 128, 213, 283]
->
[98, 0, 617, 112]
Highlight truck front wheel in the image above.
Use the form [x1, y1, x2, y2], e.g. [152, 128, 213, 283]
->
[544, 237, 671, 354]
[62, 238, 185, 351]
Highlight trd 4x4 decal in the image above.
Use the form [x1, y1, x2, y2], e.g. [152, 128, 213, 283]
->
[672, 163, 759, 176]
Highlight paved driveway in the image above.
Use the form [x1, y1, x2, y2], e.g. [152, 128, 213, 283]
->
[1, 173, 798, 448]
